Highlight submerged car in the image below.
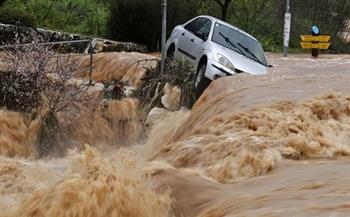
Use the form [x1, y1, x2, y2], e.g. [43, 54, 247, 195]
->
[166, 15, 269, 97]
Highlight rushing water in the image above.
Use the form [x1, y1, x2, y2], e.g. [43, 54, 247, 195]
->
[1, 53, 350, 217]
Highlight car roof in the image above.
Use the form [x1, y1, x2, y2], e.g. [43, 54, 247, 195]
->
[193, 15, 258, 42]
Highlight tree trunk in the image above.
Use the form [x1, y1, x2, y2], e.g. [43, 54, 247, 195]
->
[38, 111, 59, 156]
[214, 0, 232, 22]
[221, 6, 228, 21]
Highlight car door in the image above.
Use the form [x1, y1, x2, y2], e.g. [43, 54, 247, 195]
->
[186, 18, 212, 64]
[178, 17, 209, 62]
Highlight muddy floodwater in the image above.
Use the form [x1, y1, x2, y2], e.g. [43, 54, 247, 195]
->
[1, 53, 350, 217]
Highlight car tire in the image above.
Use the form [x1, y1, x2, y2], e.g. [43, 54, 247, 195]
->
[167, 46, 175, 61]
[194, 63, 211, 99]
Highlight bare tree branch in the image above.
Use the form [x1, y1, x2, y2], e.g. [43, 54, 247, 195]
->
[1, 39, 96, 156]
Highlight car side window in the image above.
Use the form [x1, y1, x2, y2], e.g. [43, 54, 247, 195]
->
[184, 20, 193, 31]
[184, 18, 203, 33]
[184, 18, 211, 40]
[197, 19, 212, 40]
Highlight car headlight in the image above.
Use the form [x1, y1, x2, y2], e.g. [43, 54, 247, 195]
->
[217, 53, 235, 72]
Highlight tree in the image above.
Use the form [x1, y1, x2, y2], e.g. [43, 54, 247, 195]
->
[211, 0, 233, 21]
[2, 40, 95, 156]
[229, 0, 269, 28]
[108, 0, 200, 51]
[0, 0, 109, 36]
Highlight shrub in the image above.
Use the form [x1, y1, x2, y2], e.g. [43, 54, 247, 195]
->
[329, 36, 350, 54]
[0, 71, 41, 113]
[0, 71, 39, 112]
[0, 0, 109, 37]
[134, 58, 196, 120]
[2, 41, 94, 156]
[0, 7, 37, 27]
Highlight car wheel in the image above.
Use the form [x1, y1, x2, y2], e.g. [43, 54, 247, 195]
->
[194, 63, 211, 99]
[167, 46, 175, 61]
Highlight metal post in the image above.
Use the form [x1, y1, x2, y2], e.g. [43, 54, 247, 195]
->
[88, 40, 93, 86]
[160, 0, 167, 75]
[312, 0, 316, 25]
[283, 0, 291, 57]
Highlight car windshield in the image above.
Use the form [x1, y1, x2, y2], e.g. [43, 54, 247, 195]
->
[211, 22, 267, 66]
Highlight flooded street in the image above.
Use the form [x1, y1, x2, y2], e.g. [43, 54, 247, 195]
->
[1, 53, 350, 217]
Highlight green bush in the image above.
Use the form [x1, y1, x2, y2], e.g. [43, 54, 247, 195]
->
[0, 0, 109, 37]
[0, 7, 37, 27]
[0, 0, 348, 54]
[329, 36, 350, 54]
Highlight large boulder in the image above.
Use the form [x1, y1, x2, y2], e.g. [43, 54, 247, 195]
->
[161, 83, 181, 111]
[145, 107, 171, 128]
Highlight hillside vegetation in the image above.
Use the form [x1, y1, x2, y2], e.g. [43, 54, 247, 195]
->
[0, 0, 349, 53]
[0, 0, 108, 37]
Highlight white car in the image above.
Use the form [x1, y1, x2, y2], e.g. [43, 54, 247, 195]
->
[166, 15, 269, 97]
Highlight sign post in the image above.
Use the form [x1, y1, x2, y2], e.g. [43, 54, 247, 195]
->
[283, 0, 291, 57]
[300, 34, 331, 57]
[160, 0, 167, 75]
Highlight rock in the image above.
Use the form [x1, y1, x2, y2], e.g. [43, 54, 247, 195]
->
[145, 106, 189, 129]
[124, 85, 137, 97]
[145, 107, 171, 127]
[161, 83, 181, 111]
[93, 41, 105, 53]
[0, 23, 146, 53]
[103, 41, 146, 53]
[86, 82, 105, 96]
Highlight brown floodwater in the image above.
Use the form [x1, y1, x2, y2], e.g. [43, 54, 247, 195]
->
[1, 53, 350, 217]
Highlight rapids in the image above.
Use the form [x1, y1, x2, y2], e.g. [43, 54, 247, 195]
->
[1, 146, 171, 217]
[1, 53, 350, 217]
[79, 52, 158, 86]
[0, 110, 39, 157]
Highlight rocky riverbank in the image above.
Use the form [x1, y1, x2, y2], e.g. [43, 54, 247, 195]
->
[0, 23, 146, 53]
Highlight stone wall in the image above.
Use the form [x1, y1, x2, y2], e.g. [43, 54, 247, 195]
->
[0, 23, 146, 53]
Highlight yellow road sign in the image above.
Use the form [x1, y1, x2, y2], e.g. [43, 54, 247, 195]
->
[318, 35, 331, 42]
[300, 42, 331, 49]
[300, 35, 331, 42]
[318, 42, 331, 49]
